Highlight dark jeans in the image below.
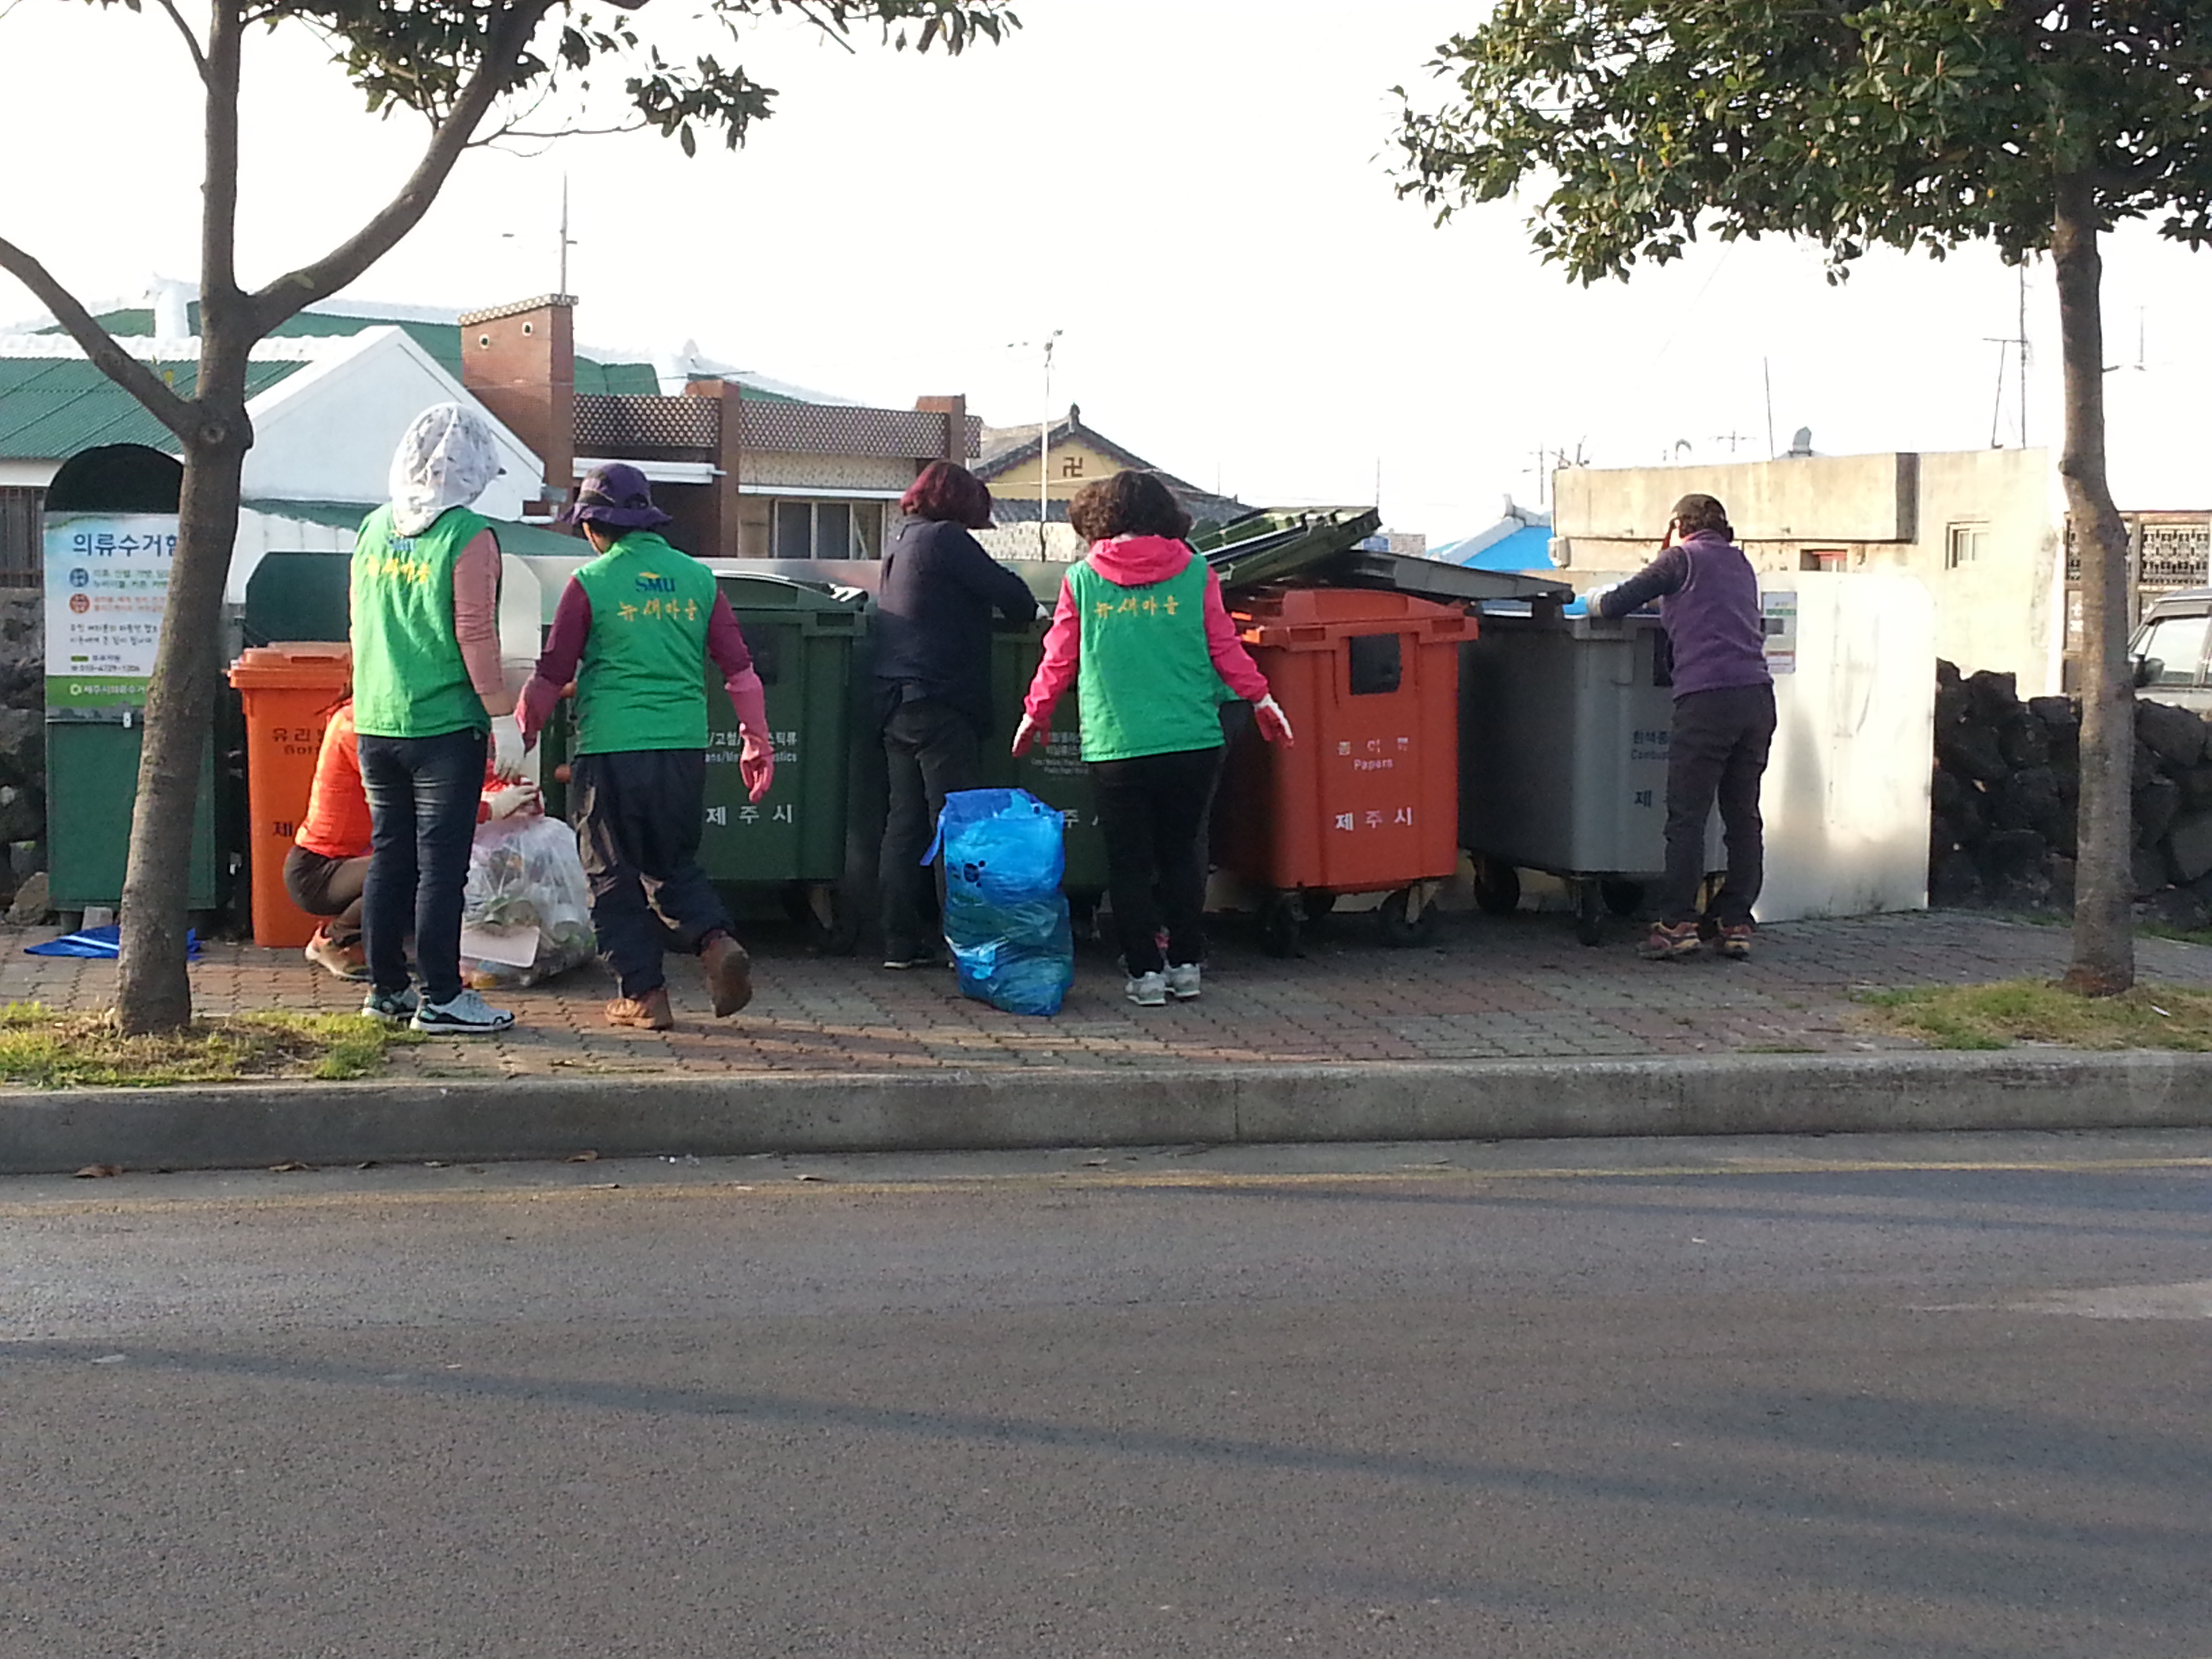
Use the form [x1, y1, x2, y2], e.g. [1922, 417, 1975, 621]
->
[283, 845, 369, 945]
[572, 748, 733, 1000]
[1090, 745, 1223, 976]
[359, 728, 487, 1004]
[1658, 683, 1778, 927]
[879, 697, 981, 959]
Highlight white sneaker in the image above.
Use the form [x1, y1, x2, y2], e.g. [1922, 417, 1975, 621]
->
[1166, 963, 1202, 1001]
[1124, 970, 1168, 1007]
[410, 987, 515, 1035]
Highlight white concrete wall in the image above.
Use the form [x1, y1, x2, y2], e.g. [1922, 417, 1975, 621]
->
[240, 327, 543, 520]
[1553, 447, 2060, 693]
[0, 460, 58, 489]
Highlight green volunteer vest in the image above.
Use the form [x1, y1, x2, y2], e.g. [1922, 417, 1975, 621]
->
[571, 531, 720, 755]
[350, 505, 493, 739]
[1069, 555, 1229, 762]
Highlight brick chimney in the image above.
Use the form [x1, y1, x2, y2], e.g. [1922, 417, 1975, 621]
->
[914, 394, 969, 462]
[457, 295, 575, 513]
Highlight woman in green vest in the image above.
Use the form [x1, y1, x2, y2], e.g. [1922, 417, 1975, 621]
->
[350, 403, 527, 1036]
[1015, 470, 1294, 1007]
[518, 464, 772, 1031]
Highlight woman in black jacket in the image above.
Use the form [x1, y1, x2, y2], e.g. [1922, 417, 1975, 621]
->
[874, 460, 1040, 968]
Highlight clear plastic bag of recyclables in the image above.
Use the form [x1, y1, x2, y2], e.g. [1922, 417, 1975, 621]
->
[459, 813, 597, 989]
[927, 787, 1073, 1017]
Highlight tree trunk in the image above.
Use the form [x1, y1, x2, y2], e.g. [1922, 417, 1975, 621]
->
[113, 420, 250, 1033]
[2052, 171, 2133, 996]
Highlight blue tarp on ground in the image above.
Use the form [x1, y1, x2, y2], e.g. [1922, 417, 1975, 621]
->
[24, 925, 201, 961]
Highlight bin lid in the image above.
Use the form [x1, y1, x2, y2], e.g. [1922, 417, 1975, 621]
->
[226, 642, 353, 689]
[714, 572, 869, 612]
[1324, 550, 1572, 607]
[1234, 584, 1480, 648]
[1193, 507, 1383, 592]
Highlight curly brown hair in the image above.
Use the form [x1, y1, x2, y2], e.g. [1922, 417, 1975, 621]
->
[1067, 470, 1193, 543]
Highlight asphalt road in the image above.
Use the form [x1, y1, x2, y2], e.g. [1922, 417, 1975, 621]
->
[3, 1131, 2209, 1659]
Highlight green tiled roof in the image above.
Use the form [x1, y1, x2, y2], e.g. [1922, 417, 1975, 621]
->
[0, 356, 303, 459]
[71, 306, 661, 395]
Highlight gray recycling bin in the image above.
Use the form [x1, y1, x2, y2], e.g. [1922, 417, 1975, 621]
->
[1458, 604, 1720, 944]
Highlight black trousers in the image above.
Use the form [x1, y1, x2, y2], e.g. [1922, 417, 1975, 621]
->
[359, 728, 487, 1004]
[1658, 683, 1778, 926]
[879, 697, 981, 959]
[283, 845, 369, 944]
[571, 749, 733, 1000]
[1090, 745, 1223, 977]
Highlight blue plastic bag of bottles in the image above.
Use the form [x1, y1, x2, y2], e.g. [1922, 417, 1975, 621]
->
[925, 787, 1073, 1017]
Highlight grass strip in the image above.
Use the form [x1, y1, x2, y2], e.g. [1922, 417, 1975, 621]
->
[1858, 980, 2212, 1052]
[0, 1004, 419, 1088]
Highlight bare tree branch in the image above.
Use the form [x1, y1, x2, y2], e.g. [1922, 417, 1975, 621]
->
[0, 233, 200, 441]
[151, 0, 209, 80]
[247, 0, 560, 333]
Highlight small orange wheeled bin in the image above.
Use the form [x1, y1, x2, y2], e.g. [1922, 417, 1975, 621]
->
[1215, 587, 1477, 955]
[227, 642, 352, 947]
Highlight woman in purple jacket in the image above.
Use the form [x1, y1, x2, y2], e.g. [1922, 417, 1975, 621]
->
[1586, 493, 1774, 962]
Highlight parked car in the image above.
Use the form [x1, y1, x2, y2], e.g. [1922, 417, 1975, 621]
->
[2130, 588, 2212, 712]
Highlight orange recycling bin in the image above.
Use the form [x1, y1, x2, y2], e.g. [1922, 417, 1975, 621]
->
[228, 643, 352, 948]
[1216, 588, 1477, 954]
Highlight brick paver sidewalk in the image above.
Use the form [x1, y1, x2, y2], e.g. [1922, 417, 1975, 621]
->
[5, 909, 2209, 1082]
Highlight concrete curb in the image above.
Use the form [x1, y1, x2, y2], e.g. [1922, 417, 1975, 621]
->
[4, 1050, 2212, 1176]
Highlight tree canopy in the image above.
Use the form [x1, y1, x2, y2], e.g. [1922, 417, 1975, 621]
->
[1396, 1, 2212, 280]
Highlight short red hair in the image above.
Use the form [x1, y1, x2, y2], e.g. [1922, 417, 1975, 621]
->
[900, 459, 994, 530]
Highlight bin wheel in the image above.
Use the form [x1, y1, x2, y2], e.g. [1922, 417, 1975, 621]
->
[785, 882, 861, 956]
[1573, 880, 1605, 947]
[1378, 887, 1437, 947]
[1261, 893, 1304, 958]
[1300, 888, 1337, 920]
[1473, 856, 1521, 917]
[1600, 879, 1645, 918]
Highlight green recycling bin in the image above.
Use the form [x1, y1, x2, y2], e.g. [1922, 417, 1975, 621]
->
[45, 715, 222, 912]
[700, 573, 869, 947]
[983, 617, 1109, 899]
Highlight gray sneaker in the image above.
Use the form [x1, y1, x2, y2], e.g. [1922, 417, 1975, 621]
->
[1166, 963, 1202, 1001]
[1125, 971, 1168, 1008]
[361, 985, 419, 1025]
[411, 988, 515, 1036]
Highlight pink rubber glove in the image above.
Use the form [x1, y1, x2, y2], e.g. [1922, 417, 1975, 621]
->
[1254, 694, 1295, 746]
[516, 674, 561, 748]
[739, 735, 774, 804]
[726, 667, 773, 804]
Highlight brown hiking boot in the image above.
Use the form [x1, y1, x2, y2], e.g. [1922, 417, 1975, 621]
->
[700, 930, 754, 1017]
[605, 987, 674, 1031]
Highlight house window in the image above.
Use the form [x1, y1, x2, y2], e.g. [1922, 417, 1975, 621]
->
[1799, 548, 1847, 572]
[769, 499, 884, 560]
[1946, 522, 1988, 569]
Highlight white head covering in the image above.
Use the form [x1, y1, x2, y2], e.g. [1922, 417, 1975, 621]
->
[387, 403, 501, 535]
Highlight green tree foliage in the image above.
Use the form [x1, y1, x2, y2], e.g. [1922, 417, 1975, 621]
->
[0, 0, 1017, 1031]
[1397, 0, 2212, 994]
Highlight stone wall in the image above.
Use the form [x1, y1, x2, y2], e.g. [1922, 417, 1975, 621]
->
[0, 592, 41, 905]
[1929, 659, 2212, 929]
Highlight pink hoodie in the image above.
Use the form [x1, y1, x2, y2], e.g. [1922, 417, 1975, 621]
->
[1023, 535, 1272, 727]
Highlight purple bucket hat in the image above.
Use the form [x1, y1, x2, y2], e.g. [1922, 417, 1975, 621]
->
[560, 462, 673, 531]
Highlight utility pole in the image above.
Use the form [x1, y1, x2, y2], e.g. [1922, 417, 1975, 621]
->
[1763, 359, 1776, 458]
[558, 174, 577, 295]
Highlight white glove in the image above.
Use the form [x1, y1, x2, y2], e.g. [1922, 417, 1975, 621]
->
[483, 781, 541, 820]
[1011, 713, 1044, 757]
[488, 714, 527, 781]
[1034, 600, 1053, 623]
[1582, 582, 1618, 617]
[1254, 694, 1295, 746]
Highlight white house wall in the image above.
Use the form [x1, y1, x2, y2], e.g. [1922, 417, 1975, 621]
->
[240, 325, 543, 519]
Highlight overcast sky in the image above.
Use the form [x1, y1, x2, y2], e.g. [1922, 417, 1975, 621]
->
[5, 0, 2207, 540]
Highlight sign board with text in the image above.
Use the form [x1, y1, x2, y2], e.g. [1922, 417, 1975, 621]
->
[43, 512, 179, 707]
